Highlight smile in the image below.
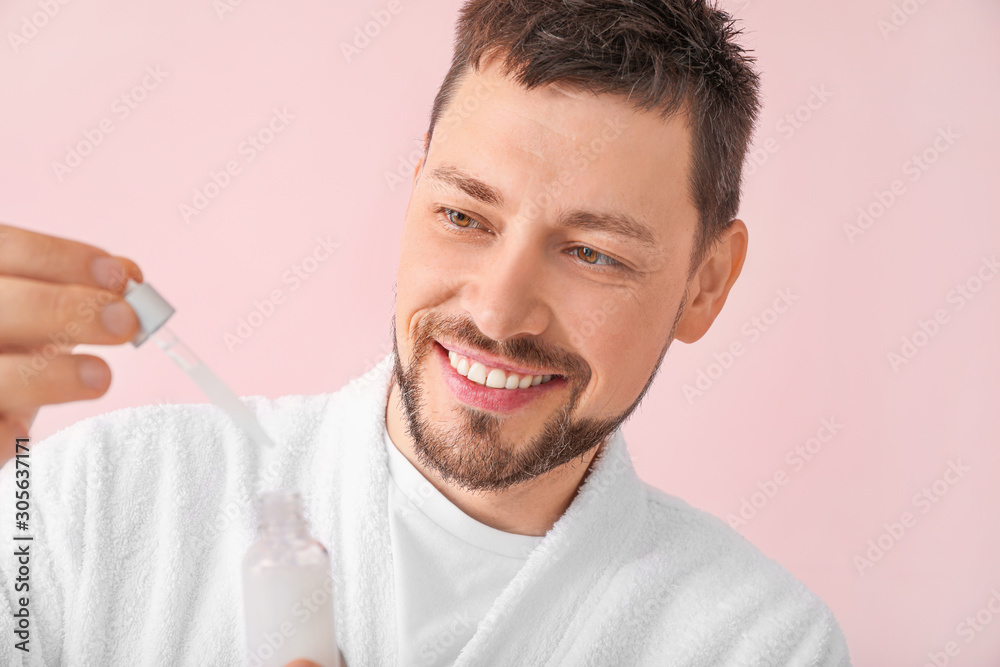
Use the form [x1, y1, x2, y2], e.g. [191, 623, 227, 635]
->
[448, 349, 556, 389]
[433, 342, 564, 413]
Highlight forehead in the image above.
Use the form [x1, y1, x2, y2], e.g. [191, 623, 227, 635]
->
[429, 61, 698, 244]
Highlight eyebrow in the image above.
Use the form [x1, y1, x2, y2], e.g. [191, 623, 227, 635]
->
[430, 165, 505, 209]
[428, 165, 659, 249]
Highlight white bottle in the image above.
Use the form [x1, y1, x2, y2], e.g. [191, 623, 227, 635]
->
[243, 490, 342, 667]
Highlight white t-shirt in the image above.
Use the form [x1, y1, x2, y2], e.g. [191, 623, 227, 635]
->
[383, 428, 544, 667]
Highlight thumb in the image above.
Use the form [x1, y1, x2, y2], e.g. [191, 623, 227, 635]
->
[284, 661, 322, 667]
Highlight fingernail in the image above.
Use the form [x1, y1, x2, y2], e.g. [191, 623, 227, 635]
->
[91, 256, 128, 291]
[79, 358, 110, 390]
[101, 301, 135, 337]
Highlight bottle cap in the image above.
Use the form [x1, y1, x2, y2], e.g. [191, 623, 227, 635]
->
[255, 490, 308, 532]
[123, 279, 175, 346]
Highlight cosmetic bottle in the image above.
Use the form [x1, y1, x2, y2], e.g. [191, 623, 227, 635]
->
[242, 490, 341, 667]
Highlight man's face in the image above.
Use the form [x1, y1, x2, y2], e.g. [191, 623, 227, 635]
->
[391, 59, 700, 492]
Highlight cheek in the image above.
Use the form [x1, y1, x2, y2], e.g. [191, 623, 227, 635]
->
[569, 297, 664, 410]
[398, 214, 450, 297]
[399, 210, 481, 304]
[396, 213, 468, 348]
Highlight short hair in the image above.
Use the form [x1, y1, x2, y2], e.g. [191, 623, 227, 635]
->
[425, 0, 762, 275]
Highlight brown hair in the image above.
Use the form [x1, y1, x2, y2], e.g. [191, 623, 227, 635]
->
[425, 0, 762, 274]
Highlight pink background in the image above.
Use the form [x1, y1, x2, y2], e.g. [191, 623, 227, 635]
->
[2, 0, 999, 664]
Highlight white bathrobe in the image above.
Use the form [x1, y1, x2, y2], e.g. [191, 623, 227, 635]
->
[0, 351, 851, 666]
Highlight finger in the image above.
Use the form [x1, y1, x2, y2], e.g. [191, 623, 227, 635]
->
[0, 419, 31, 468]
[1, 406, 38, 440]
[0, 336, 77, 355]
[0, 342, 72, 355]
[113, 255, 143, 286]
[284, 661, 323, 667]
[0, 353, 112, 409]
[0, 277, 139, 347]
[0, 223, 142, 293]
[2, 411, 32, 439]
[8, 406, 39, 434]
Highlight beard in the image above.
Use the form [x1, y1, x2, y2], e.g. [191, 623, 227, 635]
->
[389, 296, 685, 493]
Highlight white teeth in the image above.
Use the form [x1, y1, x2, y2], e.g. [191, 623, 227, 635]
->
[485, 368, 507, 388]
[467, 362, 488, 385]
[445, 347, 557, 390]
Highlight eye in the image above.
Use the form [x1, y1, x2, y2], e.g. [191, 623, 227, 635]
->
[571, 246, 623, 269]
[440, 207, 483, 230]
[436, 206, 626, 271]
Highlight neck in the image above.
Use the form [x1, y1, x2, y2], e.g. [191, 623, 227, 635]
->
[384, 378, 602, 537]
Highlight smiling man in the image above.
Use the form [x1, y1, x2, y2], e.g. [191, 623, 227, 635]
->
[379, 0, 851, 663]
[0, 0, 851, 666]
[388, 59, 707, 535]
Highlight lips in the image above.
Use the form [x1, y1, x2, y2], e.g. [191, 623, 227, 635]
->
[447, 349, 556, 390]
[433, 342, 564, 413]
[435, 339, 562, 378]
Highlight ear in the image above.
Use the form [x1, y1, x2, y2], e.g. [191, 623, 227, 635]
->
[674, 219, 748, 344]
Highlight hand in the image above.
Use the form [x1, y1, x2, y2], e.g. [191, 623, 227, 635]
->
[0, 223, 143, 467]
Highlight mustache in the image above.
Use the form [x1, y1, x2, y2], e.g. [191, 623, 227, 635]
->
[411, 312, 590, 384]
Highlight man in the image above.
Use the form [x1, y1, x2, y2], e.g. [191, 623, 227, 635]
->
[0, 0, 852, 665]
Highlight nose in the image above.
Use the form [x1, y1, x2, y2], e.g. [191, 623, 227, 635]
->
[459, 234, 551, 342]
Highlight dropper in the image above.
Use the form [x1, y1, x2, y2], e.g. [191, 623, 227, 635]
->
[122, 279, 276, 449]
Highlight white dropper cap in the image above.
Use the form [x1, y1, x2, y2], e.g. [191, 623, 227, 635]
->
[123, 279, 176, 346]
